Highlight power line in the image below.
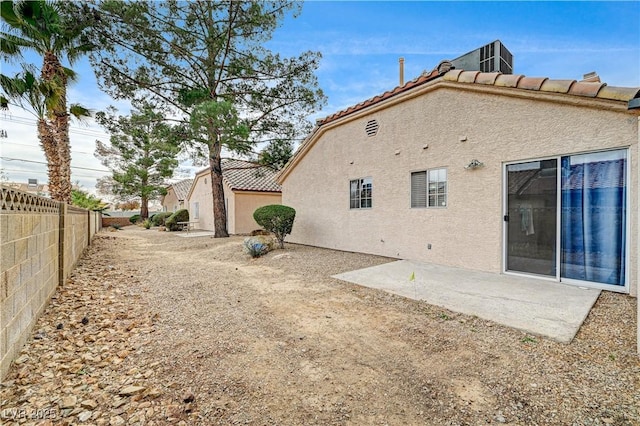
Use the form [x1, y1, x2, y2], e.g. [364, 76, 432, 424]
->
[1, 115, 110, 138]
[0, 156, 110, 173]
[0, 141, 96, 155]
[1, 168, 106, 179]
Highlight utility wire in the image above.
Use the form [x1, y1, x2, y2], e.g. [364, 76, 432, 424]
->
[0, 156, 110, 173]
[1, 115, 110, 138]
[1, 168, 107, 179]
[1, 141, 96, 155]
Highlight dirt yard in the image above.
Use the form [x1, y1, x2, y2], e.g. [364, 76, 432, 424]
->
[1, 226, 638, 425]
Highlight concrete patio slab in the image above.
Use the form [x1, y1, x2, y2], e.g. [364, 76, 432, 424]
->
[174, 231, 216, 238]
[333, 260, 601, 343]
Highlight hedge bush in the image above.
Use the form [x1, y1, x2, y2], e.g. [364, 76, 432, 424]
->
[165, 209, 190, 231]
[253, 204, 296, 249]
[129, 214, 141, 224]
[152, 212, 172, 227]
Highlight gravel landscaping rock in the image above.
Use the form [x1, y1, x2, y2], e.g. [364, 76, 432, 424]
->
[1, 227, 638, 425]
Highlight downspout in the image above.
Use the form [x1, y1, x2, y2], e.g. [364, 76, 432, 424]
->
[630, 98, 640, 355]
[637, 113, 640, 356]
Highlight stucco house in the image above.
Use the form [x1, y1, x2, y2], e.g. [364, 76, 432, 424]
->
[277, 63, 640, 297]
[161, 179, 193, 213]
[187, 159, 282, 234]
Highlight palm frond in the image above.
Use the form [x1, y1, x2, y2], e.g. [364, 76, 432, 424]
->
[62, 66, 78, 82]
[69, 103, 92, 122]
[0, 1, 20, 27]
[66, 42, 95, 65]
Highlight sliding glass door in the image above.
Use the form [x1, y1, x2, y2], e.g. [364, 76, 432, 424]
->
[505, 149, 628, 289]
[506, 159, 558, 277]
[560, 150, 627, 286]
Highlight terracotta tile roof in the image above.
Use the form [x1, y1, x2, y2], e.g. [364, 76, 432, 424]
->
[442, 70, 640, 101]
[317, 67, 443, 125]
[317, 65, 640, 127]
[221, 159, 282, 193]
[170, 179, 193, 200]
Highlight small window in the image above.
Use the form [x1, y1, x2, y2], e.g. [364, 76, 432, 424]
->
[411, 168, 447, 208]
[350, 177, 372, 209]
[193, 202, 199, 219]
[411, 171, 427, 208]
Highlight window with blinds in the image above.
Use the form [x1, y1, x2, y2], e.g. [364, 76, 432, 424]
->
[411, 168, 447, 208]
[411, 171, 427, 208]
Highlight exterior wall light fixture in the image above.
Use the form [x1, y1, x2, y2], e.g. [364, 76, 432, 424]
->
[465, 159, 484, 170]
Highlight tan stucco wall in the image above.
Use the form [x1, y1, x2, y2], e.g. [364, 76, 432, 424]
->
[282, 86, 638, 295]
[187, 173, 233, 233]
[234, 191, 282, 234]
[162, 187, 182, 212]
[188, 172, 282, 234]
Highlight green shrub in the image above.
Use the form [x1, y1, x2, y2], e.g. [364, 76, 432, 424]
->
[143, 219, 152, 229]
[151, 212, 172, 227]
[110, 223, 122, 230]
[165, 209, 189, 231]
[253, 204, 296, 249]
[129, 214, 141, 224]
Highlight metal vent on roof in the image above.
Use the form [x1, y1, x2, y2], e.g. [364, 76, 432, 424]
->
[365, 119, 379, 137]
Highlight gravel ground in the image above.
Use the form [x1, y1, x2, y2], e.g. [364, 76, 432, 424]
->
[1, 226, 638, 425]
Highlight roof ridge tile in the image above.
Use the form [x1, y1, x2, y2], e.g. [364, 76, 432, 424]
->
[539, 79, 577, 94]
[517, 76, 548, 91]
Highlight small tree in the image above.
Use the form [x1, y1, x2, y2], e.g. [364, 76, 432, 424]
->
[71, 189, 108, 212]
[253, 205, 296, 249]
[95, 103, 182, 219]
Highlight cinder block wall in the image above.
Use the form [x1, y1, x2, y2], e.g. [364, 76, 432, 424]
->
[102, 217, 133, 228]
[62, 206, 90, 282]
[0, 188, 101, 379]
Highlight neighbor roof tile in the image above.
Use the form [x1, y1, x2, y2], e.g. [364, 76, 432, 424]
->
[221, 159, 282, 193]
[171, 179, 193, 200]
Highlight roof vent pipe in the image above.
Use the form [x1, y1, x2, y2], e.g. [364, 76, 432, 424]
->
[581, 71, 601, 83]
[399, 57, 405, 86]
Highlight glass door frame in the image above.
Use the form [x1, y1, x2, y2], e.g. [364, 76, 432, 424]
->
[502, 148, 630, 294]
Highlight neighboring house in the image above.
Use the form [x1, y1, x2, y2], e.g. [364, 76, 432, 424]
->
[277, 62, 640, 296]
[187, 159, 282, 234]
[161, 179, 193, 212]
[1, 181, 50, 198]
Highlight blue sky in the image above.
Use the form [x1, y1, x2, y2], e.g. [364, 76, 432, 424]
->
[1, 0, 639, 195]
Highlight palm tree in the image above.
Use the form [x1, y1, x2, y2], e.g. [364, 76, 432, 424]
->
[1, 0, 93, 203]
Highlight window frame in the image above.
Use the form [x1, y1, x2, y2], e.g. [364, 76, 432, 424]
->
[410, 167, 447, 209]
[349, 177, 373, 209]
